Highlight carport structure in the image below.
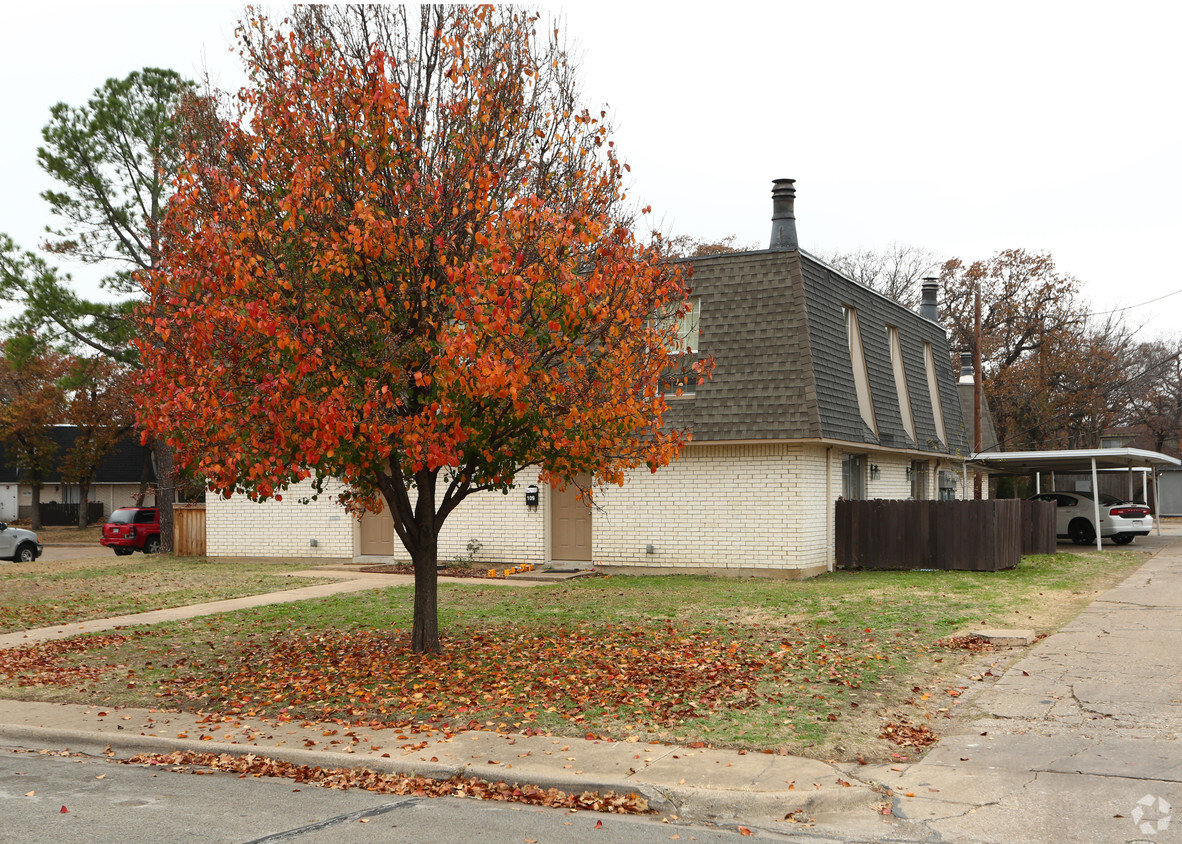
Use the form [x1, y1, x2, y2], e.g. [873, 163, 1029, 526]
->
[970, 448, 1181, 551]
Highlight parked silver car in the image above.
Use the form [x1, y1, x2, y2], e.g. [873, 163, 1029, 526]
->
[1028, 492, 1153, 545]
[0, 522, 43, 562]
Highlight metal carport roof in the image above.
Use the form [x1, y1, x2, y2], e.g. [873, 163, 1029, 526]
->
[969, 448, 1181, 550]
[970, 447, 1180, 474]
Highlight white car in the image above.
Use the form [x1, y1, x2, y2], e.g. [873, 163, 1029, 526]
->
[1028, 492, 1153, 545]
[0, 522, 43, 562]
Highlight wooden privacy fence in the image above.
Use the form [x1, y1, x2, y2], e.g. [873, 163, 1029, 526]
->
[836, 499, 1057, 572]
[1021, 499, 1058, 556]
[173, 503, 206, 556]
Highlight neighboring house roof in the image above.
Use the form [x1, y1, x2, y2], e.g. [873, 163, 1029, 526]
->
[0, 427, 153, 484]
[664, 245, 969, 457]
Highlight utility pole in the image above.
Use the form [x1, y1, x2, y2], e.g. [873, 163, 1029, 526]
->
[974, 286, 983, 499]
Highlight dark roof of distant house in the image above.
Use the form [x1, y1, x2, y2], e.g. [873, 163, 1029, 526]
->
[0, 427, 152, 484]
[663, 248, 970, 456]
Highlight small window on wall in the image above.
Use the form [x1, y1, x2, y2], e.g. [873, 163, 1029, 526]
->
[910, 460, 929, 500]
[842, 453, 866, 500]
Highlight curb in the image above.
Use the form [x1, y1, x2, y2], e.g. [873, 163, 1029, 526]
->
[0, 723, 672, 812]
[0, 722, 879, 823]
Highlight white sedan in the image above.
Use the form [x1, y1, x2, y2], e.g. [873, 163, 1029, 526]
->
[0, 522, 43, 562]
[1029, 492, 1153, 545]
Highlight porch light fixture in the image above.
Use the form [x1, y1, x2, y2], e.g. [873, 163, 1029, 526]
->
[870, 464, 881, 480]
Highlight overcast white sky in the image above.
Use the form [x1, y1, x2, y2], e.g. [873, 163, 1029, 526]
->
[4, 2, 1181, 338]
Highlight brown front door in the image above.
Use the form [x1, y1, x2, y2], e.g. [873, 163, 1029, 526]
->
[550, 474, 592, 562]
[359, 507, 395, 556]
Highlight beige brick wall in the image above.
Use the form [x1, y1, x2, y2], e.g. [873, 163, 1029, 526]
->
[591, 443, 830, 572]
[206, 478, 354, 558]
[409, 468, 547, 567]
[207, 448, 984, 567]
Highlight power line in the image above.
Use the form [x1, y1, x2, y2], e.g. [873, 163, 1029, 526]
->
[1086, 288, 1182, 318]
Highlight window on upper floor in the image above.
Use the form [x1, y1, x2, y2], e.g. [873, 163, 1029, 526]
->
[658, 297, 701, 397]
[887, 326, 916, 445]
[843, 305, 877, 437]
[923, 341, 947, 448]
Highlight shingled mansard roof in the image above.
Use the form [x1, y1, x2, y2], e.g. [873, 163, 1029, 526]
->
[0, 426, 152, 484]
[663, 245, 970, 457]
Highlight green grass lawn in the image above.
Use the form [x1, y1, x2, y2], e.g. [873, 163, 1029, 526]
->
[0, 549, 1151, 761]
[0, 555, 330, 633]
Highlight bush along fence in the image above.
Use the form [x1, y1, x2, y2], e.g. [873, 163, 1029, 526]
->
[836, 499, 1057, 572]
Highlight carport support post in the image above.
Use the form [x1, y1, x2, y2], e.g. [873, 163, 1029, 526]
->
[1155, 469, 1162, 536]
[1091, 457, 1102, 551]
[1035, 472, 1041, 494]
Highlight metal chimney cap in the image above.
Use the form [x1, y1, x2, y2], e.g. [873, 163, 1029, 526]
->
[769, 179, 799, 251]
[919, 277, 939, 321]
[959, 351, 974, 382]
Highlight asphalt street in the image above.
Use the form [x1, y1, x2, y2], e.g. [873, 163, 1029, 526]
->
[0, 749, 762, 844]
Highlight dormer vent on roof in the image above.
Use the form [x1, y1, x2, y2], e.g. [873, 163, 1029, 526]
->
[769, 179, 799, 250]
[919, 277, 939, 321]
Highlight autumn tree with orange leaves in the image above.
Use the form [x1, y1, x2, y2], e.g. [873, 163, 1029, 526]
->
[137, 6, 704, 652]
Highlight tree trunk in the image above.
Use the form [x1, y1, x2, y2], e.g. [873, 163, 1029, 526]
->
[77, 478, 91, 528]
[134, 444, 153, 507]
[153, 438, 175, 552]
[30, 484, 42, 531]
[410, 534, 440, 653]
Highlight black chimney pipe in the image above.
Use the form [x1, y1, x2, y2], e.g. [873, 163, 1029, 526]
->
[769, 179, 798, 250]
[920, 277, 939, 321]
[959, 350, 973, 380]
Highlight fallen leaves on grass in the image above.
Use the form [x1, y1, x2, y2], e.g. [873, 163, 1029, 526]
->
[936, 636, 995, 652]
[164, 624, 773, 728]
[0, 621, 905, 741]
[0, 634, 141, 686]
[124, 750, 651, 814]
[879, 722, 937, 748]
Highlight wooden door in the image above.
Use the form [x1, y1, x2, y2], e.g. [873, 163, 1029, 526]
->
[550, 474, 592, 562]
[359, 507, 395, 556]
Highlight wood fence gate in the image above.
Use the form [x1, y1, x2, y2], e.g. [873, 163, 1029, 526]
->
[173, 503, 206, 556]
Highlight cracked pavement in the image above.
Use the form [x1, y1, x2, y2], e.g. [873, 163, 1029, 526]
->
[816, 532, 1182, 843]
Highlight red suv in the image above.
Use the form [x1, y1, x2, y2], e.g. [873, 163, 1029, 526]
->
[101, 508, 161, 555]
